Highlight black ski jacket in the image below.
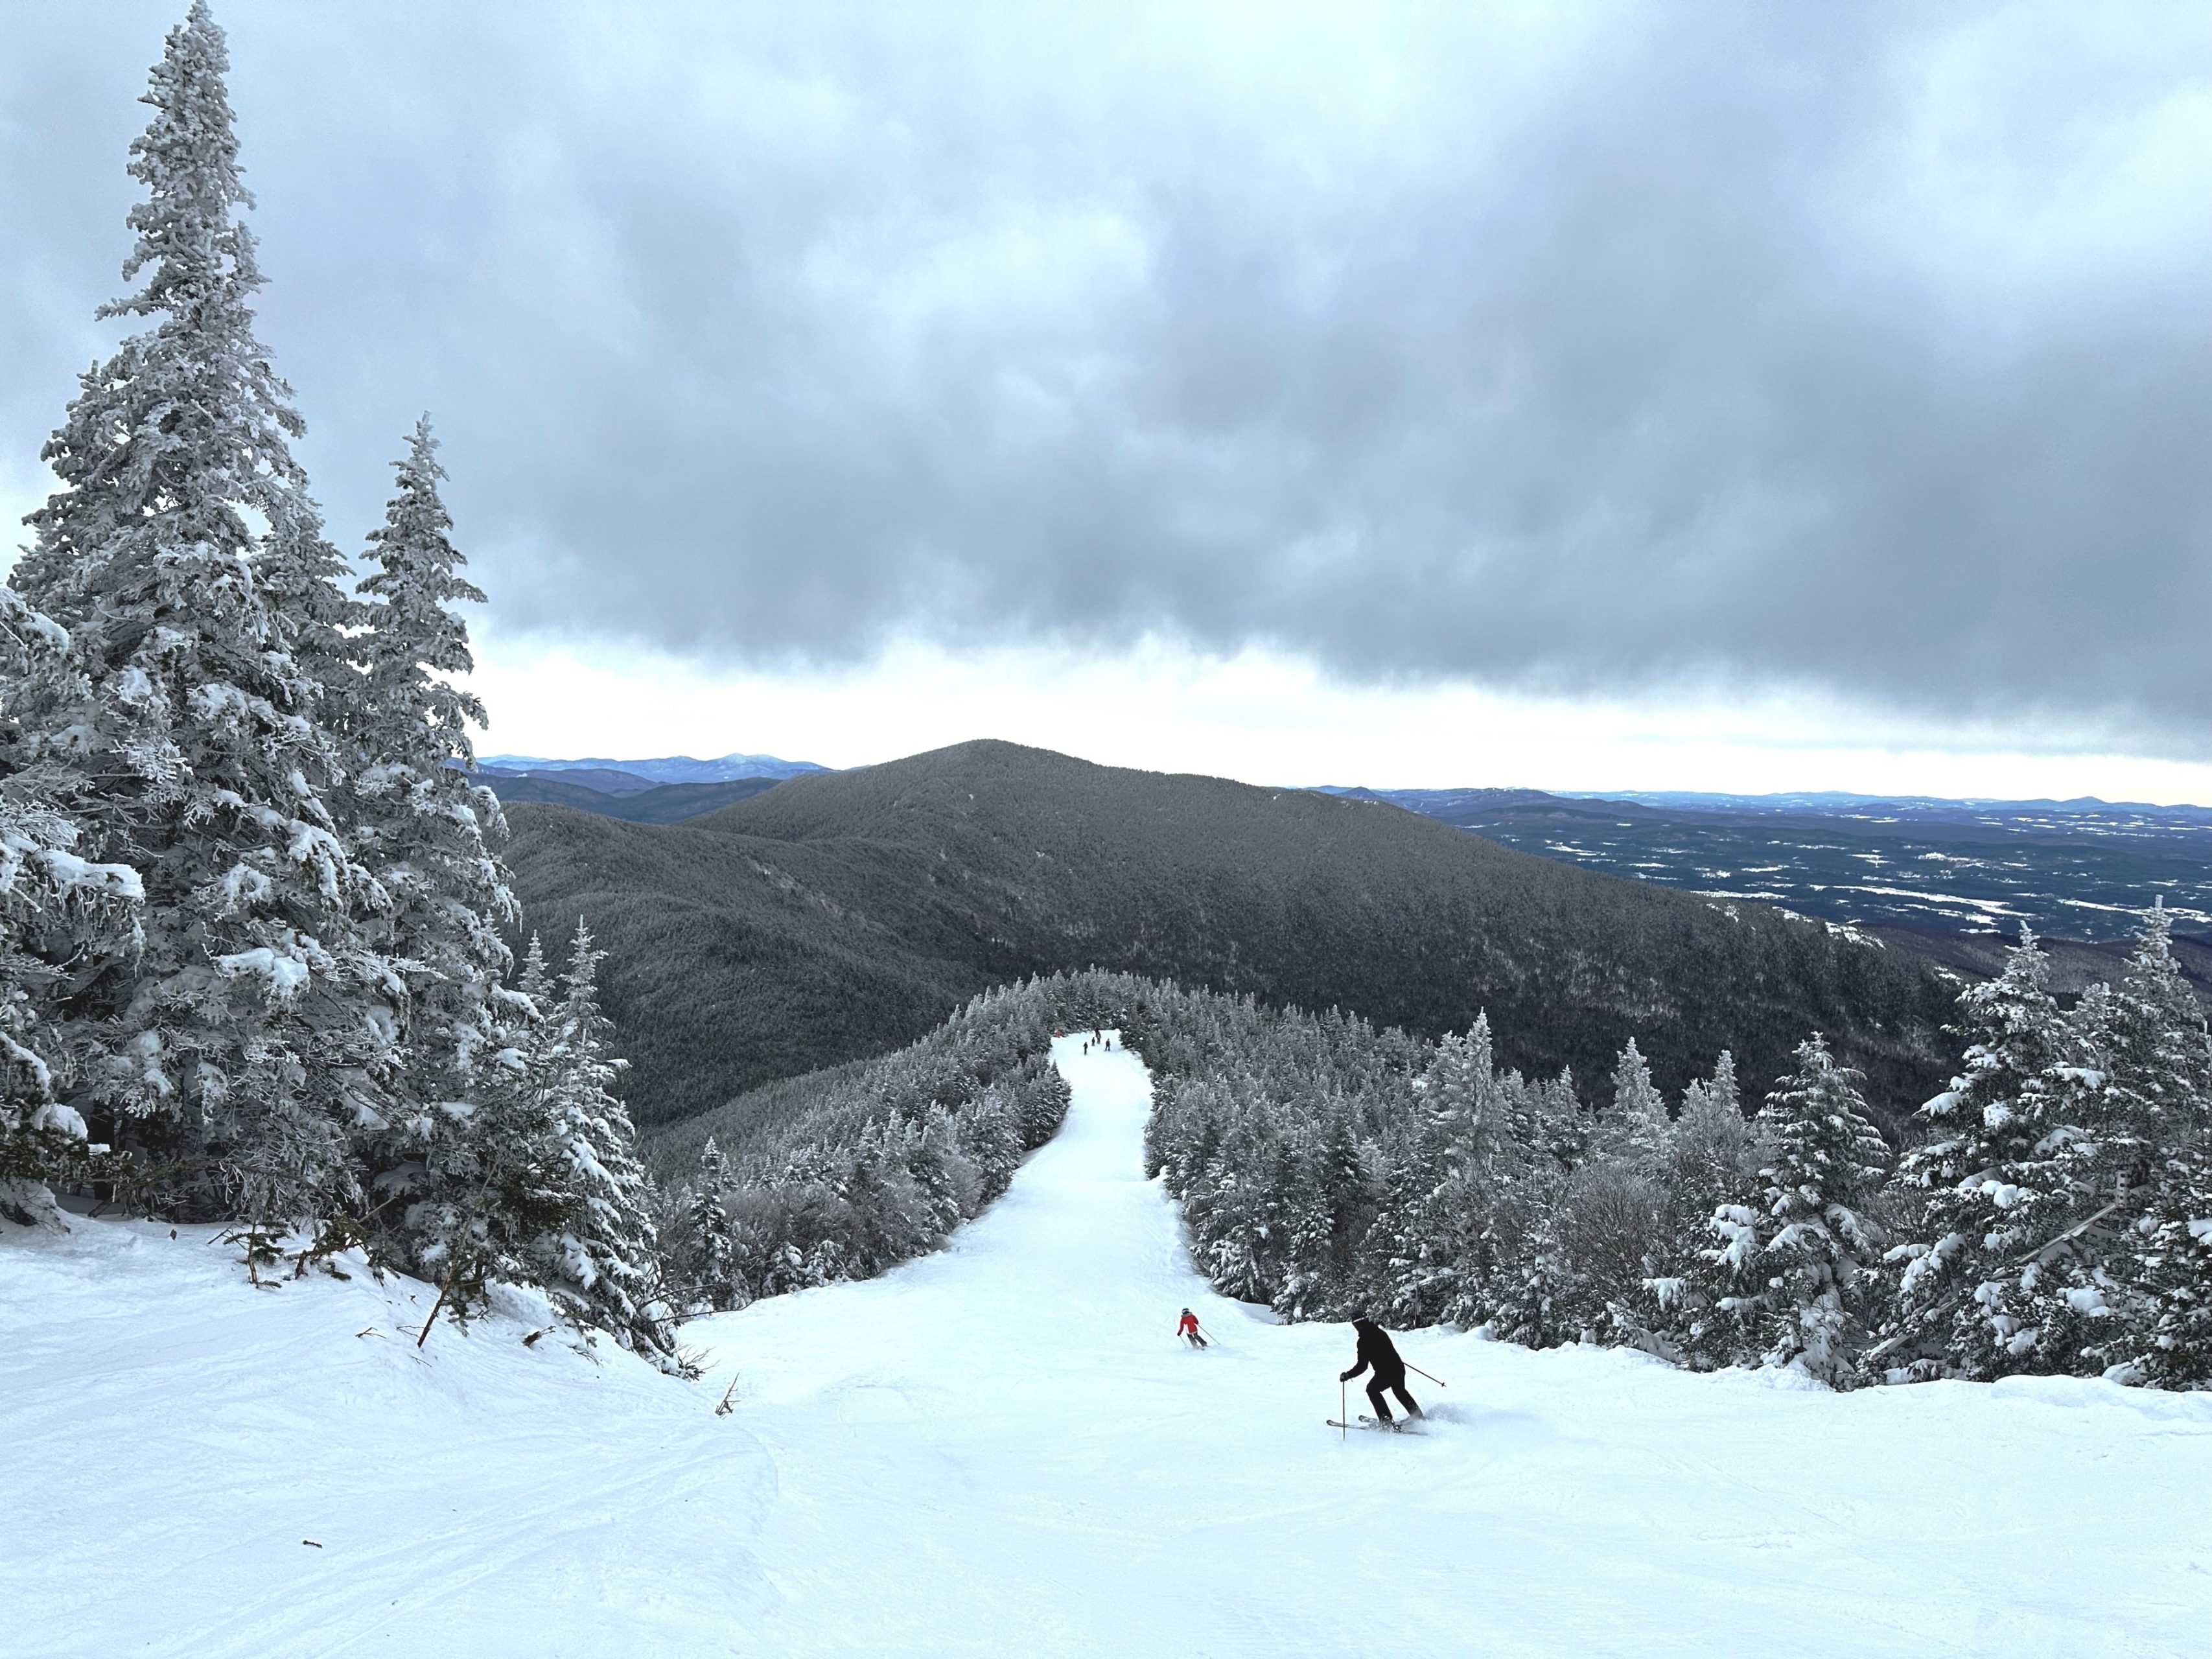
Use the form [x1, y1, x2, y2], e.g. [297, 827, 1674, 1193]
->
[1340, 1319, 1405, 1386]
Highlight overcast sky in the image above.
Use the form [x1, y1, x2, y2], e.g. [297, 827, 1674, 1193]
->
[6, 3, 2210, 795]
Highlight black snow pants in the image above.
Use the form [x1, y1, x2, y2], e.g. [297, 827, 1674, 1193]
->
[1367, 1376, 1420, 1421]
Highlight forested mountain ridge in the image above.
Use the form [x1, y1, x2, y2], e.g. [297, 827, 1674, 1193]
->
[504, 739, 1957, 1130]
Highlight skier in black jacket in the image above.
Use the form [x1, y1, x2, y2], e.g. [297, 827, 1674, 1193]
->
[1340, 1317, 1421, 1423]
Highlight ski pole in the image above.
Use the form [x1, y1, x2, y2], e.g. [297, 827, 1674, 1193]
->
[1404, 1362, 1447, 1389]
[1340, 1378, 1346, 1442]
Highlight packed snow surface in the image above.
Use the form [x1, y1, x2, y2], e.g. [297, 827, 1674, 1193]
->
[7, 1037, 2211, 1656]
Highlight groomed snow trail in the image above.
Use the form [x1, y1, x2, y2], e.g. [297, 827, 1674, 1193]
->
[5, 1036, 2209, 1656]
[695, 1038, 2212, 1657]
[0, 1218, 778, 1658]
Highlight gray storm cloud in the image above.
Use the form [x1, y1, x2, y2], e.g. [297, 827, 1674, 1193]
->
[5, 3, 2209, 748]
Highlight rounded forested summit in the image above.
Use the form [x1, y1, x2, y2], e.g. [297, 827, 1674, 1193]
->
[504, 741, 1955, 1130]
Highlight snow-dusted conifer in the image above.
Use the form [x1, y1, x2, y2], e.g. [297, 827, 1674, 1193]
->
[965, 1082, 1026, 1201]
[1959, 940, 2152, 1376]
[1707, 1035, 1889, 1384]
[2097, 905, 2212, 1384]
[1422, 1014, 1504, 1173]
[680, 1135, 743, 1312]
[2130, 1163, 2212, 1387]
[2097, 905, 2211, 1190]
[539, 918, 677, 1365]
[1679, 1051, 1741, 1137]
[1393, 1014, 1528, 1325]
[1526, 1067, 1587, 1169]
[0, 590, 145, 1224]
[349, 420, 518, 1237]
[1480, 1173, 1572, 1346]
[1882, 929, 2092, 1378]
[1646, 1052, 1762, 1369]
[399, 934, 561, 1312]
[1673, 1051, 1759, 1220]
[6, 3, 395, 1222]
[1607, 1038, 1673, 1168]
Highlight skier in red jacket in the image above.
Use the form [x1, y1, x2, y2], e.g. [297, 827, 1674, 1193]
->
[1177, 1308, 1208, 1349]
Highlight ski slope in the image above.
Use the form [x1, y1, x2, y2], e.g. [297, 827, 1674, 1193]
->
[6, 1036, 2211, 1656]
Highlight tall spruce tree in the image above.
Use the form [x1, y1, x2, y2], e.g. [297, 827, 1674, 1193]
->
[2097, 905, 2212, 1197]
[1647, 1052, 1764, 1369]
[1881, 929, 2094, 1378]
[1421, 1014, 1504, 1174]
[1706, 1035, 1889, 1385]
[1673, 1051, 1756, 1209]
[539, 918, 677, 1366]
[349, 419, 518, 1243]
[678, 1135, 743, 1314]
[1607, 1038, 1674, 1168]
[2100, 905, 2212, 1384]
[6, 2, 396, 1222]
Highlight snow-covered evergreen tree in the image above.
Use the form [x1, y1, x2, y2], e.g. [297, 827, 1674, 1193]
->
[396, 934, 555, 1314]
[2097, 905, 2212, 1384]
[6, 2, 396, 1222]
[1604, 1037, 1674, 1169]
[1527, 1065, 1587, 1170]
[348, 419, 518, 1246]
[1421, 1014, 1504, 1174]
[0, 590, 146, 1225]
[1644, 1052, 1763, 1369]
[1706, 1035, 1889, 1384]
[1672, 1050, 1760, 1230]
[1881, 929, 2097, 1378]
[1478, 1169, 1572, 1346]
[2096, 905, 2211, 1196]
[537, 918, 677, 1365]
[1678, 1051, 1742, 1143]
[679, 1135, 743, 1313]
[1382, 1051, 1543, 1330]
[2129, 1163, 2212, 1388]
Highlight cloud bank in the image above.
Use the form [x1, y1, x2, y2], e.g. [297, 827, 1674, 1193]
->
[5, 3, 2209, 748]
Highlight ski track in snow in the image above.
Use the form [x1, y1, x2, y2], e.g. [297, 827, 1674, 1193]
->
[7, 1035, 2212, 1656]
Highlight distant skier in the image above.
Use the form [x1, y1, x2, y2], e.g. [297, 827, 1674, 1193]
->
[1340, 1317, 1420, 1423]
[1178, 1308, 1208, 1349]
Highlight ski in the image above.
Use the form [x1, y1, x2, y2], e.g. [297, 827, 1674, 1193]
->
[1327, 1415, 1418, 1433]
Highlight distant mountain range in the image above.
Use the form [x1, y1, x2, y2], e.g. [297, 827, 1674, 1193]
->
[472, 752, 827, 824]
[480, 752, 826, 784]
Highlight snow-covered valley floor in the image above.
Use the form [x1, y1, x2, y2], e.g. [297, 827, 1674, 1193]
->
[7, 1036, 2211, 1656]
